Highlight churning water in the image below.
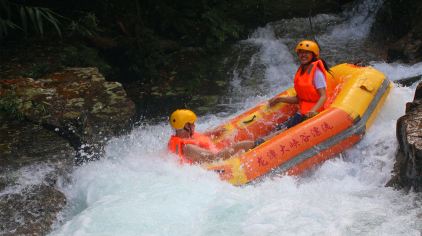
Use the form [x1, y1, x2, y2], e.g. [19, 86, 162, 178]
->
[51, 0, 422, 235]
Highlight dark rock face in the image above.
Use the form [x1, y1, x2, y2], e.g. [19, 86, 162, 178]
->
[227, 0, 352, 29]
[387, 82, 422, 191]
[0, 67, 136, 161]
[372, 0, 422, 63]
[0, 116, 75, 169]
[0, 67, 136, 234]
[0, 184, 66, 235]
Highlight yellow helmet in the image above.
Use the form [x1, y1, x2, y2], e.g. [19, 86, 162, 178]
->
[169, 109, 197, 129]
[295, 40, 320, 58]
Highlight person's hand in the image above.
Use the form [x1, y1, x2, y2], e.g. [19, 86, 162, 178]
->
[268, 97, 282, 107]
[207, 126, 226, 137]
[305, 111, 318, 118]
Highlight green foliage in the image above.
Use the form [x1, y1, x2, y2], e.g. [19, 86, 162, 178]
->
[0, 93, 24, 120]
[147, 1, 243, 48]
[67, 12, 100, 37]
[0, 93, 49, 120]
[0, 17, 20, 37]
[202, 8, 243, 48]
[31, 100, 49, 118]
[20, 62, 60, 79]
[0, 0, 251, 85]
[60, 45, 111, 75]
[0, 0, 62, 38]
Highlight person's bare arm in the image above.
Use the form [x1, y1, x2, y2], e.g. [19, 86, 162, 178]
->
[214, 141, 255, 160]
[269, 96, 299, 107]
[203, 126, 226, 138]
[183, 140, 255, 164]
[183, 144, 215, 164]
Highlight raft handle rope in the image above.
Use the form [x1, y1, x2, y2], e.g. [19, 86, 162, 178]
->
[242, 115, 257, 124]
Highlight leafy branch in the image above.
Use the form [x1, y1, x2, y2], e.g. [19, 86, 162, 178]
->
[0, 0, 62, 38]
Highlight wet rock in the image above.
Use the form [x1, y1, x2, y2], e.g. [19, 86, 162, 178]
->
[0, 67, 135, 162]
[387, 82, 422, 191]
[0, 184, 66, 235]
[0, 115, 75, 169]
[372, 0, 422, 63]
[0, 113, 73, 234]
[0, 114, 75, 190]
[395, 75, 422, 87]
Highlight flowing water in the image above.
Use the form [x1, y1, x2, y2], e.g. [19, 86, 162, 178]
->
[49, 0, 422, 235]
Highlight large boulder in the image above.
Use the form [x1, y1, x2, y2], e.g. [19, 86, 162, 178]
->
[0, 67, 136, 233]
[0, 113, 75, 190]
[371, 0, 422, 63]
[0, 67, 135, 161]
[387, 82, 422, 191]
[0, 116, 73, 235]
[0, 115, 74, 168]
[0, 184, 66, 235]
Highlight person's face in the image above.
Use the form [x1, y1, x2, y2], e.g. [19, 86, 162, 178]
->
[183, 122, 195, 136]
[297, 49, 314, 65]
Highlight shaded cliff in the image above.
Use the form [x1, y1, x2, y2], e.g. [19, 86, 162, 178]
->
[387, 82, 422, 191]
[372, 0, 422, 63]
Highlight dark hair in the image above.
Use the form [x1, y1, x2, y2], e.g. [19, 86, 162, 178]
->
[299, 55, 331, 75]
[313, 40, 331, 73]
[316, 57, 330, 73]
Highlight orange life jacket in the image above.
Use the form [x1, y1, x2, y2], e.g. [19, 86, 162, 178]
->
[168, 132, 215, 164]
[294, 59, 333, 115]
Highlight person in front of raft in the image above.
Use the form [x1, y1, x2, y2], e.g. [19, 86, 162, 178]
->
[270, 39, 331, 129]
[168, 109, 255, 164]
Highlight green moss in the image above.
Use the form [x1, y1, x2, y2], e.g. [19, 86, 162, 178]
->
[67, 98, 85, 107]
[31, 101, 50, 118]
[0, 93, 24, 120]
[63, 111, 81, 120]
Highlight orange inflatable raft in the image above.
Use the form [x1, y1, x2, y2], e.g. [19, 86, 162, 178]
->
[203, 63, 391, 185]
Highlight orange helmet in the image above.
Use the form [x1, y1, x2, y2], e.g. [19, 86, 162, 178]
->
[295, 40, 320, 58]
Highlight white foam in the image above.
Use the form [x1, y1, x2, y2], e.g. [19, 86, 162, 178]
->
[51, 0, 422, 234]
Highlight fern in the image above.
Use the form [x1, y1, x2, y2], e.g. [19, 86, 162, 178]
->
[0, 17, 20, 37]
[0, 0, 62, 38]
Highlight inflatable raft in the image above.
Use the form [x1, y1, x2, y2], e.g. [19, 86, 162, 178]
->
[203, 63, 391, 185]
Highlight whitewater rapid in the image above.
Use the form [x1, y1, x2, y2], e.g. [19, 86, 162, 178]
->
[51, 0, 422, 235]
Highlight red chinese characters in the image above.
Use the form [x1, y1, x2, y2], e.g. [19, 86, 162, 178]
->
[279, 144, 289, 155]
[321, 122, 333, 132]
[289, 138, 300, 149]
[267, 150, 277, 159]
[257, 156, 268, 167]
[300, 133, 311, 143]
[310, 126, 322, 137]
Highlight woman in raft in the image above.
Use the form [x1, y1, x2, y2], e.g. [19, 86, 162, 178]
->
[255, 40, 333, 145]
[270, 40, 331, 127]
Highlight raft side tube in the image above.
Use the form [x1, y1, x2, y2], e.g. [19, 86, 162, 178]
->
[207, 108, 355, 185]
[210, 88, 298, 149]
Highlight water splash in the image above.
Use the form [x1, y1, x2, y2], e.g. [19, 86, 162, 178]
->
[50, 0, 422, 235]
[0, 163, 56, 196]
